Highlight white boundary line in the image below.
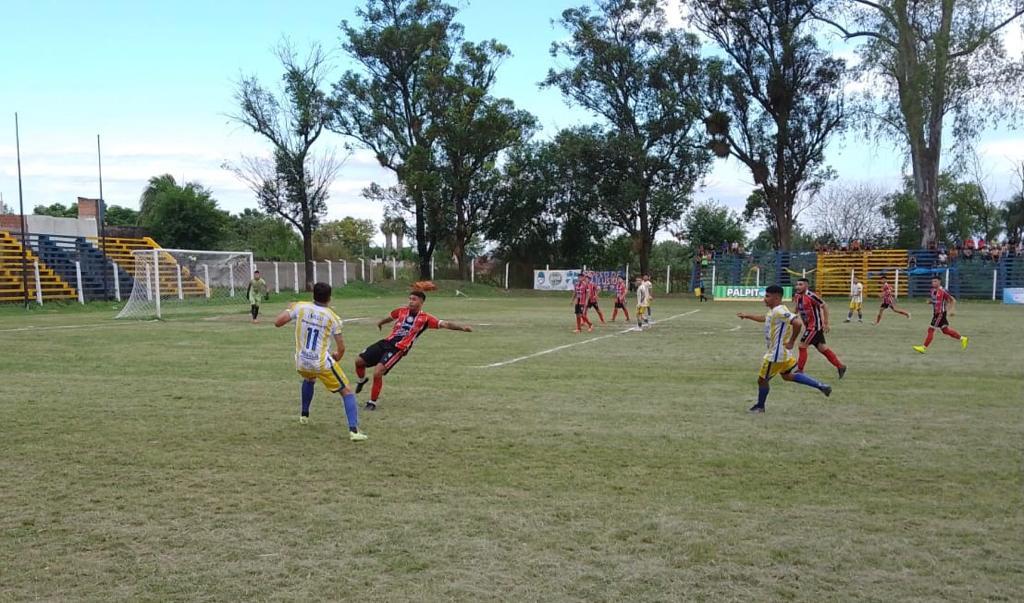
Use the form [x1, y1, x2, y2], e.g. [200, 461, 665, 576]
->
[0, 321, 159, 333]
[475, 309, 700, 368]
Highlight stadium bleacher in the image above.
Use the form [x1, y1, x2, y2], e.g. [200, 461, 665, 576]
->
[0, 231, 77, 302]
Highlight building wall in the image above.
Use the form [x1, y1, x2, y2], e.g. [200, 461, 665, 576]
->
[23, 215, 98, 237]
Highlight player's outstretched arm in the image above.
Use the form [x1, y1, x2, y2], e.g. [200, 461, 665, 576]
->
[274, 309, 293, 328]
[439, 320, 473, 332]
[821, 302, 831, 332]
[736, 312, 765, 323]
[377, 316, 396, 330]
[332, 333, 346, 361]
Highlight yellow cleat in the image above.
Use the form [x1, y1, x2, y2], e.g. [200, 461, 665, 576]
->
[349, 431, 368, 442]
[912, 345, 927, 354]
[960, 336, 968, 350]
[299, 416, 309, 425]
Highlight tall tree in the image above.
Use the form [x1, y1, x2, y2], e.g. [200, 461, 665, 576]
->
[227, 43, 342, 290]
[544, 0, 712, 273]
[332, 0, 460, 278]
[429, 40, 536, 278]
[690, 0, 847, 250]
[681, 201, 748, 251]
[816, 0, 1024, 247]
[33, 203, 78, 218]
[809, 181, 890, 245]
[222, 209, 303, 261]
[314, 217, 377, 258]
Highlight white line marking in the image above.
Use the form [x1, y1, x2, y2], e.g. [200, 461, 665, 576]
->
[475, 309, 700, 368]
[342, 317, 367, 324]
[727, 325, 741, 332]
[0, 320, 158, 333]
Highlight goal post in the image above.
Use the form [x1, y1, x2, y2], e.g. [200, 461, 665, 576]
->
[116, 249, 255, 319]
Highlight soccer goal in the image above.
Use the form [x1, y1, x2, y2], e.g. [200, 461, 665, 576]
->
[116, 249, 255, 319]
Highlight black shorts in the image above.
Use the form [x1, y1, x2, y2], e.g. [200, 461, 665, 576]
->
[800, 329, 826, 347]
[359, 339, 405, 373]
[880, 302, 893, 309]
[930, 312, 949, 329]
[587, 301, 599, 310]
[574, 304, 585, 316]
[614, 300, 626, 309]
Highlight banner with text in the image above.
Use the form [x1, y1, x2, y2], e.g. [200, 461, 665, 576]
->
[1003, 288, 1024, 305]
[534, 269, 581, 291]
[713, 285, 793, 301]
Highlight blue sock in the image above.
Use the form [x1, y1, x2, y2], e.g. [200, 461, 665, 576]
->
[301, 381, 314, 416]
[341, 392, 359, 432]
[757, 385, 769, 407]
[792, 372, 825, 390]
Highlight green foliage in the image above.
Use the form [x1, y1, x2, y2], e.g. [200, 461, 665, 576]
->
[103, 205, 139, 227]
[683, 201, 747, 252]
[543, 0, 713, 272]
[312, 217, 376, 259]
[1004, 194, 1024, 242]
[138, 174, 227, 249]
[691, 0, 845, 250]
[33, 203, 78, 218]
[749, 224, 817, 252]
[881, 188, 921, 249]
[222, 209, 302, 261]
[882, 174, 1007, 247]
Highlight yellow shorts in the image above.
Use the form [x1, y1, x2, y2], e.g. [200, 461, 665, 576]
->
[758, 356, 797, 379]
[636, 305, 649, 318]
[298, 363, 350, 393]
[849, 300, 862, 311]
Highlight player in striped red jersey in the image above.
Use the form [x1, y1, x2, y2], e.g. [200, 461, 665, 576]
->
[793, 278, 847, 378]
[914, 276, 968, 353]
[873, 274, 910, 324]
[354, 290, 472, 409]
[610, 275, 630, 322]
[572, 274, 594, 333]
[587, 274, 607, 324]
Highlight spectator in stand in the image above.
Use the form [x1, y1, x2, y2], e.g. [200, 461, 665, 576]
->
[851, 239, 862, 252]
[908, 255, 918, 270]
[990, 245, 1002, 263]
[965, 237, 976, 250]
[977, 238, 986, 250]
[937, 249, 948, 267]
[948, 247, 959, 264]
[963, 246, 974, 261]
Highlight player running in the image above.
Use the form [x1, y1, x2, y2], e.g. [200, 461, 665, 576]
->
[587, 274, 606, 324]
[874, 275, 910, 324]
[793, 278, 847, 378]
[643, 274, 654, 323]
[246, 270, 269, 323]
[572, 274, 594, 333]
[635, 276, 651, 329]
[737, 285, 833, 414]
[273, 282, 367, 441]
[354, 290, 472, 410]
[844, 277, 864, 323]
[913, 276, 968, 354]
[610, 275, 630, 322]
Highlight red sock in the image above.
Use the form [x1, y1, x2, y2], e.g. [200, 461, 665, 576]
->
[823, 349, 843, 369]
[923, 329, 935, 347]
[624, 309, 630, 321]
[797, 347, 808, 371]
[942, 327, 961, 339]
[371, 375, 383, 401]
[356, 364, 365, 379]
[583, 315, 592, 326]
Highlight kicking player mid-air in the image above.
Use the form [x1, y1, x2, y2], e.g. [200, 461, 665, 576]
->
[874, 275, 910, 324]
[610, 275, 630, 322]
[354, 290, 472, 410]
[737, 285, 832, 414]
[793, 278, 847, 378]
[913, 276, 968, 354]
[572, 274, 594, 333]
[273, 282, 367, 441]
[845, 277, 864, 323]
[587, 273, 606, 324]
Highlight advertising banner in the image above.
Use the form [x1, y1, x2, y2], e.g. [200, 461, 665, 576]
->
[533, 269, 581, 291]
[713, 285, 793, 301]
[1003, 287, 1024, 304]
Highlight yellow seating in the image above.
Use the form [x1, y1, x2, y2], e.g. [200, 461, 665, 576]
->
[815, 250, 910, 298]
[90, 236, 206, 297]
[0, 231, 77, 302]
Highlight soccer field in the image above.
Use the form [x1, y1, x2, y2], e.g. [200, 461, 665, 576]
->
[1, 292, 1021, 601]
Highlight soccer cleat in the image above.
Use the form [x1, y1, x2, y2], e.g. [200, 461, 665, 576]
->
[299, 416, 309, 425]
[960, 336, 968, 350]
[821, 385, 832, 397]
[364, 401, 377, 411]
[349, 431, 368, 442]
[907, 312, 912, 319]
[355, 377, 369, 394]
[843, 319, 851, 323]
[912, 345, 927, 354]
[838, 366, 847, 380]
[572, 329, 581, 333]
[587, 326, 593, 332]
[748, 404, 765, 414]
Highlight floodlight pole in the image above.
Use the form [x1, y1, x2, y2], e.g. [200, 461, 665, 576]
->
[15, 113, 29, 308]
[97, 134, 109, 299]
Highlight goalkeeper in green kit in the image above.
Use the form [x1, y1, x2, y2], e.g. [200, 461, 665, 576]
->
[246, 270, 269, 323]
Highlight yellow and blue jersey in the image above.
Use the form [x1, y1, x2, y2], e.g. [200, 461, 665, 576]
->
[290, 301, 342, 372]
[763, 304, 795, 363]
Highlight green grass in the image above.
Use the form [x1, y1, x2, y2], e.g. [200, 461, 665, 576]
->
[1, 291, 1022, 601]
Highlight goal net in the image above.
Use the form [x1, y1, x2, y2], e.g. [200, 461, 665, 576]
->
[116, 249, 255, 319]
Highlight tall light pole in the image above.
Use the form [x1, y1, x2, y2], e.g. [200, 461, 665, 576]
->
[15, 113, 29, 308]
[97, 134, 108, 298]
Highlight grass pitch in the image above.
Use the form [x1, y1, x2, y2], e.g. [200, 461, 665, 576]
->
[1, 290, 1022, 601]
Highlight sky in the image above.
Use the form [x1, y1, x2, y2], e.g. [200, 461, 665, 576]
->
[1, 0, 1022, 244]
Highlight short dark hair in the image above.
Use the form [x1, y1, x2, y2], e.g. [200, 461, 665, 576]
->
[312, 282, 331, 303]
[410, 290, 426, 301]
[765, 285, 784, 295]
[254, 270, 260, 275]
[797, 278, 809, 284]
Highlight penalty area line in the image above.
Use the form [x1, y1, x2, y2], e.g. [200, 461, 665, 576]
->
[475, 309, 700, 368]
[0, 320, 160, 333]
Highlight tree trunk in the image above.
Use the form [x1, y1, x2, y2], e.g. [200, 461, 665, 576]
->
[302, 226, 315, 290]
[383, 231, 393, 252]
[775, 212, 793, 251]
[912, 147, 941, 247]
[413, 188, 431, 280]
[395, 231, 404, 253]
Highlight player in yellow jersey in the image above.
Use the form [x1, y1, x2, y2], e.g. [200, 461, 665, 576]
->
[845, 277, 864, 323]
[737, 285, 833, 414]
[274, 282, 367, 441]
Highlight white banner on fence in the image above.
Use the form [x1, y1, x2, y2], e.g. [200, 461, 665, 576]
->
[1003, 288, 1024, 305]
[534, 269, 581, 291]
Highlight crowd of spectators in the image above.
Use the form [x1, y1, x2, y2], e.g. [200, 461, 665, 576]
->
[930, 238, 1021, 267]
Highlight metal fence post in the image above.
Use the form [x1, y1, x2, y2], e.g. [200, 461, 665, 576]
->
[75, 260, 85, 304]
